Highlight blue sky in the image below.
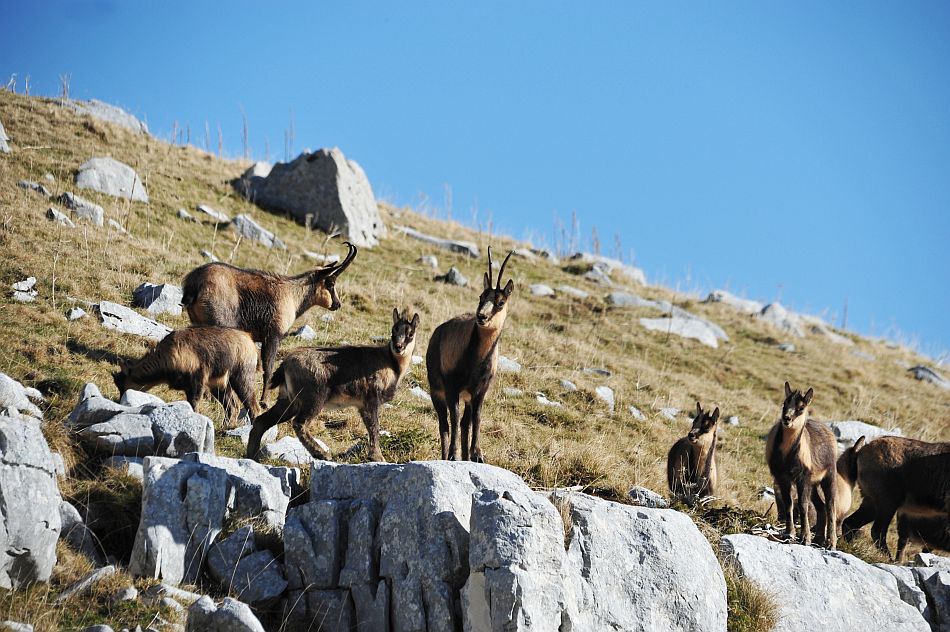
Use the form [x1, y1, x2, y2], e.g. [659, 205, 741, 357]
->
[3, 2, 948, 358]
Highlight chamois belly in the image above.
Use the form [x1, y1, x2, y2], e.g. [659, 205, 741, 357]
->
[324, 394, 364, 412]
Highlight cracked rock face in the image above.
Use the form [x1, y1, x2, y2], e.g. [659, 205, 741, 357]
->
[0, 411, 63, 589]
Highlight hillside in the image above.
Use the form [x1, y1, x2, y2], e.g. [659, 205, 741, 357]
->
[0, 89, 948, 629]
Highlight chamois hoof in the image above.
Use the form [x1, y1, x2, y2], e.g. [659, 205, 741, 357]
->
[472, 454, 485, 464]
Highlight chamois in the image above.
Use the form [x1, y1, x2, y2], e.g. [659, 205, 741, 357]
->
[181, 241, 357, 401]
[246, 308, 419, 463]
[808, 435, 864, 541]
[112, 326, 261, 426]
[426, 247, 514, 462]
[667, 403, 719, 500]
[896, 514, 950, 561]
[841, 435, 950, 558]
[765, 382, 838, 548]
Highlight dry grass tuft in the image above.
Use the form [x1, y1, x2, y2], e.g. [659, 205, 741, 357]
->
[723, 558, 780, 632]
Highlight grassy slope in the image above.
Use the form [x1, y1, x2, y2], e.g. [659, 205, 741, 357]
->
[0, 90, 947, 627]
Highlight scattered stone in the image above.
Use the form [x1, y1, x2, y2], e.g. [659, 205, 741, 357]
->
[98, 301, 172, 341]
[185, 596, 265, 632]
[917, 553, 950, 570]
[704, 289, 764, 314]
[61, 99, 149, 134]
[557, 285, 589, 299]
[722, 534, 929, 632]
[292, 325, 316, 340]
[759, 486, 776, 502]
[0, 118, 9, 153]
[176, 208, 195, 222]
[0, 623, 32, 632]
[196, 204, 231, 223]
[17, 180, 51, 196]
[47, 206, 76, 227]
[727, 415, 740, 426]
[640, 316, 719, 348]
[133, 283, 184, 316]
[606, 291, 660, 309]
[560, 379, 578, 392]
[112, 585, 138, 604]
[503, 387, 523, 397]
[260, 435, 324, 465]
[225, 423, 277, 448]
[583, 367, 612, 377]
[435, 266, 468, 286]
[758, 302, 805, 338]
[851, 349, 876, 361]
[141, 583, 204, 606]
[594, 385, 615, 413]
[660, 407, 679, 420]
[397, 225, 479, 257]
[200, 250, 219, 262]
[409, 385, 431, 402]
[777, 343, 796, 352]
[629, 406, 646, 420]
[103, 456, 145, 481]
[55, 565, 116, 603]
[583, 265, 614, 286]
[206, 526, 287, 606]
[58, 192, 105, 226]
[0, 373, 43, 420]
[628, 486, 669, 509]
[320, 313, 335, 323]
[243, 148, 385, 247]
[80, 626, 113, 632]
[908, 365, 950, 390]
[230, 214, 286, 249]
[827, 420, 902, 451]
[411, 354, 424, 365]
[60, 501, 106, 566]
[76, 157, 148, 202]
[43, 173, 55, 182]
[11, 290, 35, 303]
[511, 247, 537, 261]
[12, 277, 35, 293]
[68, 307, 88, 320]
[0, 412, 63, 588]
[302, 251, 340, 264]
[417, 255, 438, 268]
[569, 252, 647, 285]
[529, 283, 555, 297]
[107, 218, 127, 234]
[807, 320, 854, 345]
[536, 393, 563, 408]
[498, 355, 522, 373]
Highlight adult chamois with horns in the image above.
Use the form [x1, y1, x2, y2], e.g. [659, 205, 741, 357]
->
[427, 247, 515, 462]
[181, 242, 357, 401]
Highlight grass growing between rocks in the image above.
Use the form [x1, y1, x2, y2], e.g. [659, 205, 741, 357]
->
[723, 560, 780, 632]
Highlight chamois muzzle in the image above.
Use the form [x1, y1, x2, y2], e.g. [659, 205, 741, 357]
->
[687, 431, 698, 443]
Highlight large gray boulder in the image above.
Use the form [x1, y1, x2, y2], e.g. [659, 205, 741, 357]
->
[722, 533, 930, 632]
[186, 596, 266, 632]
[97, 301, 172, 341]
[704, 289, 764, 314]
[132, 282, 183, 316]
[0, 373, 44, 419]
[0, 411, 63, 588]
[58, 192, 104, 226]
[396, 225, 480, 258]
[242, 147, 384, 248]
[61, 99, 149, 134]
[758, 302, 805, 338]
[640, 316, 720, 348]
[67, 383, 214, 458]
[0, 118, 9, 153]
[75, 157, 148, 203]
[827, 420, 902, 451]
[230, 214, 286, 249]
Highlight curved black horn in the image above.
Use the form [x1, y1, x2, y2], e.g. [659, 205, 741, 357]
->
[496, 250, 513, 288]
[330, 242, 358, 275]
[486, 246, 493, 282]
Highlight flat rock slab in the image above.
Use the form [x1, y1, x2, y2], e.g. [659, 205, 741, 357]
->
[640, 316, 719, 348]
[132, 282, 183, 316]
[396, 225, 479, 258]
[58, 192, 104, 226]
[722, 533, 930, 632]
[230, 214, 286, 249]
[98, 301, 171, 341]
[197, 204, 231, 223]
[704, 289, 764, 314]
[186, 596, 265, 632]
[76, 157, 148, 202]
[558, 285, 589, 299]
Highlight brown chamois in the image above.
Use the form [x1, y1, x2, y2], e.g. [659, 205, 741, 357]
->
[808, 435, 864, 541]
[112, 326, 261, 426]
[896, 514, 950, 561]
[765, 381, 838, 548]
[841, 435, 950, 558]
[426, 248, 514, 462]
[666, 403, 719, 500]
[181, 241, 357, 402]
[246, 308, 419, 463]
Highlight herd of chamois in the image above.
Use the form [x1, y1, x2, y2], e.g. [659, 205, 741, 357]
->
[111, 239, 948, 561]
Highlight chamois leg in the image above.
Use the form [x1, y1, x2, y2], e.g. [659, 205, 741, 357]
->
[360, 402, 385, 462]
[260, 332, 281, 405]
[842, 499, 875, 541]
[432, 392, 451, 460]
[447, 396, 462, 461]
[468, 394, 486, 463]
[895, 514, 910, 562]
[246, 397, 293, 460]
[230, 368, 262, 420]
[870, 502, 898, 558]
[460, 404, 472, 461]
[779, 478, 796, 540]
[186, 374, 207, 415]
[291, 391, 331, 460]
[812, 489, 828, 547]
[821, 474, 838, 549]
[211, 387, 238, 428]
[797, 479, 814, 545]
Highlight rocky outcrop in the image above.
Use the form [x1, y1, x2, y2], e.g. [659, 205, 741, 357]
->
[0, 373, 44, 419]
[61, 99, 149, 135]
[241, 148, 384, 248]
[722, 534, 930, 632]
[827, 420, 902, 451]
[396, 226, 480, 258]
[132, 282, 183, 316]
[0, 411, 63, 589]
[75, 157, 148, 202]
[97, 301, 172, 341]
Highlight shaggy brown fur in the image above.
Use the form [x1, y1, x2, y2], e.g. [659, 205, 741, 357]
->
[842, 435, 950, 558]
[765, 382, 838, 548]
[426, 248, 514, 462]
[667, 402, 719, 499]
[181, 242, 357, 401]
[808, 435, 865, 541]
[112, 326, 260, 426]
[246, 308, 419, 462]
[896, 514, 950, 561]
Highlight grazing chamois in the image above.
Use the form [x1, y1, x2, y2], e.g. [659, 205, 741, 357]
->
[426, 248, 515, 463]
[841, 435, 950, 558]
[181, 242, 357, 402]
[246, 308, 420, 463]
[765, 382, 838, 548]
[113, 326, 261, 426]
[896, 514, 950, 561]
[666, 403, 720, 500]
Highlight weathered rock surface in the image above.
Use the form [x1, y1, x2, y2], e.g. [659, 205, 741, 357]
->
[908, 365, 950, 390]
[62, 99, 149, 134]
[55, 565, 115, 603]
[230, 214, 286, 249]
[0, 373, 44, 419]
[132, 282, 183, 316]
[292, 324, 316, 340]
[17, 180, 51, 197]
[0, 118, 9, 153]
[397, 225, 479, 258]
[569, 252, 646, 285]
[243, 148, 384, 248]
[409, 385, 432, 402]
[0, 411, 63, 589]
[704, 289, 764, 314]
[47, 206, 76, 227]
[640, 316, 719, 348]
[76, 157, 148, 202]
[722, 533, 930, 632]
[827, 420, 902, 451]
[529, 283, 555, 297]
[594, 385, 615, 412]
[60, 501, 107, 566]
[58, 192, 105, 226]
[758, 302, 805, 337]
[67, 384, 214, 457]
[102, 455, 144, 481]
[260, 435, 321, 465]
[197, 204, 231, 223]
[98, 301, 172, 341]
[186, 596, 265, 632]
[225, 423, 278, 448]
[234, 161, 272, 198]
[435, 266, 468, 287]
[206, 526, 287, 606]
[628, 486, 669, 508]
[874, 564, 932, 624]
[497, 355, 521, 373]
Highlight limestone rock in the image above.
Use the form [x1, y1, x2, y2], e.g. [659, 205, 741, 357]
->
[55, 565, 115, 603]
[176, 208, 195, 222]
[502, 387, 523, 397]
[435, 266, 468, 287]
[244, 148, 384, 248]
[62, 99, 149, 134]
[206, 527, 287, 606]
[132, 283, 183, 316]
[758, 303, 805, 338]
[260, 435, 323, 465]
[777, 343, 796, 352]
[97, 301, 172, 341]
[1, 623, 32, 632]
[0, 373, 44, 419]
[102, 456, 144, 481]
[417, 254, 439, 268]
[58, 192, 104, 226]
[594, 385, 615, 413]
[704, 289, 763, 314]
[628, 486, 669, 509]
[557, 285, 589, 299]
[67, 307, 87, 320]
[560, 379, 577, 392]
[827, 420, 902, 451]
[107, 218, 127, 234]
[569, 252, 646, 285]
[529, 283, 555, 297]
[722, 533, 929, 632]
[0, 411, 63, 588]
[196, 204, 231, 223]
[47, 207, 76, 228]
[640, 316, 719, 348]
[536, 393, 563, 408]
[60, 501, 106, 566]
[629, 406, 646, 420]
[606, 291, 661, 309]
[17, 180, 51, 197]
[397, 225, 479, 258]
[186, 596, 265, 632]
[409, 385, 431, 402]
[660, 407, 679, 420]
[874, 564, 932, 623]
[908, 365, 950, 390]
[497, 355, 521, 373]
[0, 118, 9, 153]
[76, 157, 148, 202]
[292, 325, 316, 340]
[225, 423, 278, 448]
[230, 214, 285, 249]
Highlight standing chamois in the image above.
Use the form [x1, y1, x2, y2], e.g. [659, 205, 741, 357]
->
[181, 242, 357, 402]
[113, 326, 261, 426]
[765, 382, 838, 548]
[426, 248, 514, 462]
[246, 309, 420, 463]
[667, 403, 719, 500]
[841, 435, 950, 559]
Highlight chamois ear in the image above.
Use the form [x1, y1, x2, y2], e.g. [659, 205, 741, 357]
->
[854, 436, 866, 452]
[483, 273, 492, 291]
[695, 401, 703, 416]
[711, 407, 720, 422]
[392, 308, 400, 324]
[503, 279, 514, 297]
[784, 381, 792, 398]
[411, 313, 420, 329]
[803, 387, 814, 405]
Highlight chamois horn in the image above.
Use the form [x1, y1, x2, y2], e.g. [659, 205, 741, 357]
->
[328, 242, 358, 276]
[496, 249, 513, 289]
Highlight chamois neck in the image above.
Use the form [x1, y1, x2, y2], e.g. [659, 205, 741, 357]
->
[388, 340, 415, 377]
[473, 319, 505, 361]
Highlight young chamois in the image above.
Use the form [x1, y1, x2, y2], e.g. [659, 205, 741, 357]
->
[246, 309, 419, 463]
[841, 435, 950, 559]
[112, 326, 261, 426]
[667, 403, 719, 500]
[765, 382, 838, 548]
[807, 435, 864, 541]
[181, 241, 357, 402]
[426, 248, 514, 462]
